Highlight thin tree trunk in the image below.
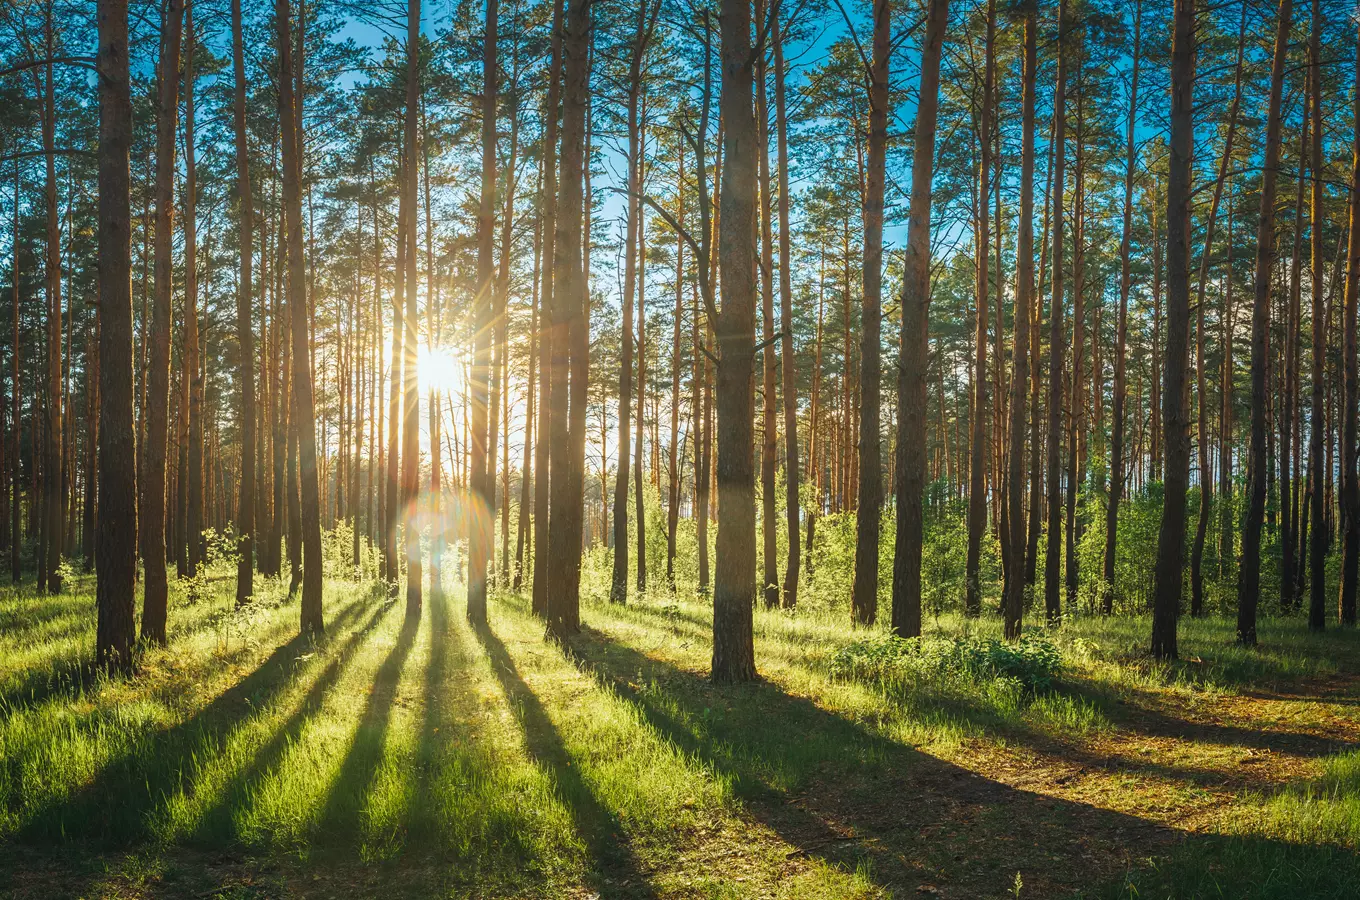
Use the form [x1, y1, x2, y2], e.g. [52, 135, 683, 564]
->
[184, 6, 202, 578]
[402, 0, 423, 616]
[773, 10, 800, 607]
[278, 0, 323, 635]
[965, 0, 993, 619]
[232, 0, 255, 604]
[852, 0, 889, 625]
[1004, 0, 1037, 639]
[1044, 0, 1068, 626]
[1307, 0, 1328, 632]
[1338, 12, 1360, 626]
[140, 0, 183, 642]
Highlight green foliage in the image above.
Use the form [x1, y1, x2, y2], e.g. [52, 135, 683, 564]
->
[828, 633, 1061, 696]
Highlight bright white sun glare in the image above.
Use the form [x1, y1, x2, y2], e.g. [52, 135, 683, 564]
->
[418, 345, 463, 396]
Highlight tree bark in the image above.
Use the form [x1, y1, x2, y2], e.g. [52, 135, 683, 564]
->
[95, 0, 136, 671]
[1044, 0, 1068, 626]
[278, 0, 323, 636]
[1338, 13, 1360, 627]
[402, 0, 423, 617]
[1306, 0, 1327, 633]
[184, 5, 202, 577]
[852, 0, 889, 625]
[891, 0, 946, 639]
[1004, 0, 1037, 639]
[965, 0, 993, 619]
[710, 0, 759, 680]
[232, 0, 255, 605]
[1152, 0, 1196, 660]
[140, 0, 183, 643]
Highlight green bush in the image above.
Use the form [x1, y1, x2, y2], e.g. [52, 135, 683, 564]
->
[828, 633, 1062, 695]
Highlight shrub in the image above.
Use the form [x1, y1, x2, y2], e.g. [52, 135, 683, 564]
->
[828, 634, 1062, 696]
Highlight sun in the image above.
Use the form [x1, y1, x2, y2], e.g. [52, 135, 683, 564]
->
[418, 345, 464, 395]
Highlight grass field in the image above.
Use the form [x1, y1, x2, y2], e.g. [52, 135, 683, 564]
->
[3, 567, 1360, 898]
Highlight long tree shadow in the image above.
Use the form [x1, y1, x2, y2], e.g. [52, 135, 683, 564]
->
[471, 618, 660, 900]
[567, 625, 1190, 899]
[409, 585, 448, 840]
[313, 608, 420, 844]
[187, 599, 398, 844]
[16, 592, 375, 844]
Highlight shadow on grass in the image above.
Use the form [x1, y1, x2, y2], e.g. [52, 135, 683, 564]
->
[566, 624, 1182, 898]
[313, 606, 420, 841]
[16, 592, 375, 844]
[472, 617, 660, 900]
[188, 599, 399, 843]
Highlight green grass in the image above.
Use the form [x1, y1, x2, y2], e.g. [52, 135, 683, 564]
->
[3, 555, 1360, 898]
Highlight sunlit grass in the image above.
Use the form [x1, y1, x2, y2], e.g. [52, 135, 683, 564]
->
[3, 545, 1360, 898]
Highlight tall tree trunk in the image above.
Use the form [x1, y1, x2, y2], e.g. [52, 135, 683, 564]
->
[532, 0, 563, 618]
[611, 0, 654, 604]
[1338, 13, 1360, 627]
[666, 141, 684, 587]
[232, 0, 255, 605]
[892, 0, 946, 639]
[1044, 0, 1068, 626]
[1237, 0, 1292, 641]
[965, 0, 993, 619]
[402, 0, 423, 617]
[635, 136, 649, 594]
[469, 0, 498, 624]
[1103, 0, 1140, 614]
[545, 0, 589, 639]
[1152, 0, 1196, 660]
[95, 0, 136, 670]
[140, 0, 184, 643]
[853, 0, 889, 625]
[1004, 0, 1037, 639]
[757, 0, 778, 610]
[11, 164, 21, 584]
[1307, 0, 1327, 633]
[773, 10, 800, 607]
[710, 0, 758, 680]
[278, 0, 323, 635]
[184, 4, 202, 578]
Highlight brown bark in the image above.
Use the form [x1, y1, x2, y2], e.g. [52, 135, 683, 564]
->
[892, 0, 946, 639]
[612, 0, 658, 603]
[402, 0, 422, 616]
[852, 0, 889, 625]
[232, 0, 255, 604]
[710, 0, 758, 680]
[469, 0, 497, 623]
[1306, 0, 1327, 632]
[965, 0, 993, 619]
[544, 0, 589, 639]
[773, 10, 800, 607]
[140, 0, 183, 643]
[1102, 0, 1140, 614]
[1339, 13, 1360, 626]
[1152, 0, 1196, 660]
[184, 6, 202, 577]
[278, 0, 323, 635]
[95, 0, 136, 671]
[1044, 0, 1068, 626]
[1004, 0, 1037, 639]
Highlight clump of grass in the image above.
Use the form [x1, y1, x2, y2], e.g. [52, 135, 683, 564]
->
[828, 634, 1062, 696]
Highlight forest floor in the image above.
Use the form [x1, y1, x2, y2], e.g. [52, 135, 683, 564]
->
[3, 570, 1360, 899]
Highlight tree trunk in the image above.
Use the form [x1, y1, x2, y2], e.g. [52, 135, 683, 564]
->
[545, 0, 589, 639]
[184, 6, 202, 578]
[1236, 0, 1293, 641]
[232, 0, 255, 605]
[965, 0, 993, 619]
[891, 0, 947, 639]
[1004, 0, 1037, 639]
[1044, 0, 1068, 626]
[773, 11, 800, 607]
[852, 0, 889, 625]
[402, 0, 423, 617]
[1338, 13, 1360, 627]
[1152, 0, 1196, 660]
[95, 0, 137, 671]
[278, 0, 323, 635]
[1103, 0, 1140, 614]
[1307, 0, 1327, 633]
[140, 0, 184, 643]
[710, 0, 759, 680]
